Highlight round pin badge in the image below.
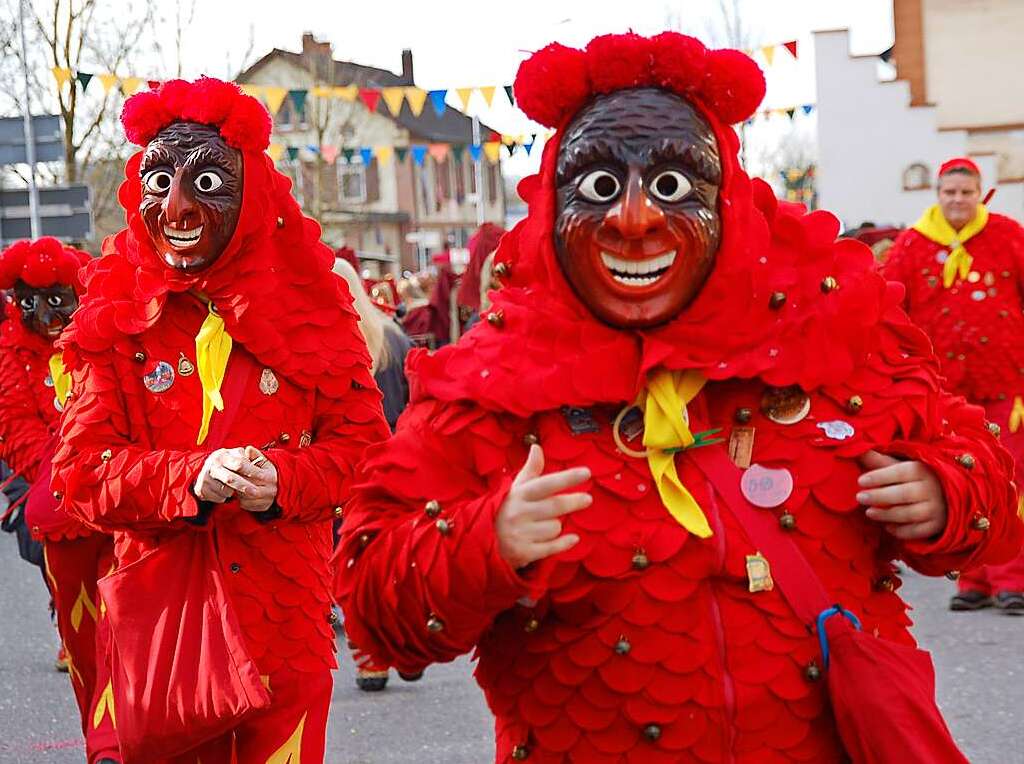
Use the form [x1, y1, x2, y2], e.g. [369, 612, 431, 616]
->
[741, 464, 794, 508]
[817, 420, 855, 441]
[143, 361, 175, 393]
[760, 385, 810, 425]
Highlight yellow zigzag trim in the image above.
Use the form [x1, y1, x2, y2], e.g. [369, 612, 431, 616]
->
[69, 583, 98, 632]
[92, 680, 116, 729]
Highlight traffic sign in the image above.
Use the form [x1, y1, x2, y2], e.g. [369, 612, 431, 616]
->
[0, 185, 92, 245]
[0, 115, 63, 165]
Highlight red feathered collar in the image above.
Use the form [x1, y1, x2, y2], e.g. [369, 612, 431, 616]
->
[60, 149, 374, 397]
[409, 105, 899, 416]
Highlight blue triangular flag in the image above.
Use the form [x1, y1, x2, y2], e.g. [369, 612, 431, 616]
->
[359, 147, 374, 165]
[306, 144, 319, 154]
[522, 140, 535, 156]
[428, 90, 447, 117]
[802, 104, 814, 115]
[412, 145, 428, 166]
[469, 144, 482, 162]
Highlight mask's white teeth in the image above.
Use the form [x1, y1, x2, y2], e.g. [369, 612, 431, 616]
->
[601, 250, 677, 286]
[163, 224, 204, 250]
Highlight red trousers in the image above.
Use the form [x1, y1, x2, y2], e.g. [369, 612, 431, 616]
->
[158, 669, 333, 764]
[958, 398, 1024, 593]
[44, 534, 120, 764]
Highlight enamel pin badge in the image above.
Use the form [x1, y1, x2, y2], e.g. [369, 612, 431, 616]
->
[143, 361, 175, 393]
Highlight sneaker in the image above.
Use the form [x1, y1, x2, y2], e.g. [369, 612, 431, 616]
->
[949, 590, 993, 611]
[355, 669, 389, 692]
[54, 645, 69, 672]
[994, 591, 1024, 614]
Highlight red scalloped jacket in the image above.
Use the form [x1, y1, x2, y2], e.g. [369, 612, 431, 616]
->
[881, 214, 1024, 401]
[53, 148, 389, 675]
[337, 120, 1023, 762]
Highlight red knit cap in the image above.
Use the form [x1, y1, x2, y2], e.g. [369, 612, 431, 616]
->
[938, 157, 981, 178]
[121, 77, 272, 152]
[513, 32, 766, 129]
[0, 237, 90, 291]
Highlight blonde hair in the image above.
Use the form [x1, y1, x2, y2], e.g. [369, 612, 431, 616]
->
[332, 258, 393, 374]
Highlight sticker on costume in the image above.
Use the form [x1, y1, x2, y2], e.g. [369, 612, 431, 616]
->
[143, 361, 175, 393]
[259, 368, 279, 396]
[740, 464, 793, 508]
[43, 374, 55, 388]
[177, 353, 195, 377]
[561, 406, 600, 435]
[817, 420, 855, 440]
[746, 552, 774, 593]
[760, 385, 810, 425]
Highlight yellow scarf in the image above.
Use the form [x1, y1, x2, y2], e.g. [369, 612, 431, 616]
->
[195, 305, 233, 445]
[640, 369, 713, 538]
[48, 353, 71, 408]
[911, 203, 989, 288]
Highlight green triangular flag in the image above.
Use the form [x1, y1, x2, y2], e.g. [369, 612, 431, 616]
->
[395, 146, 409, 162]
[450, 144, 465, 162]
[504, 142, 517, 157]
[503, 85, 514, 105]
[286, 146, 300, 161]
[76, 71, 93, 91]
[341, 148, 355, 164]
[288, 89, 307, 117]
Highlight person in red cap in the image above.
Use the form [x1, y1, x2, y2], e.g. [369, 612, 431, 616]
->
[336, 34, 1022, 762]
[52, 78, 388, 762]
[882, 158, 1024, 613]
[0, 238, 120, 764]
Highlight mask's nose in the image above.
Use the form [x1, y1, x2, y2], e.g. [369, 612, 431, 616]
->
[604, 169, 667, 240]
[163, 169, 200, 229]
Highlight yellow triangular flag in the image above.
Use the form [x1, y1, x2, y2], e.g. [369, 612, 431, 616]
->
[500, 133, 516, 146]
[267, 143, 286, 162]
[454, 87, 474, 111]
[761, 45, 776, 66]
[404, 87, 427, 117]
[334, 85, 359, 102]
[263, 86, 288, 115]
[483, 142, 501, 163]
[98, 73, 119, 93]
[51, 67, 72, 89]
[375, 145, 394, 165]
[381, 87, 406, 116]
[310, 85, 331, 98]
[478, 86, 496, 108]
[240, 83, 264, 100]
[120, 76, 143, 96]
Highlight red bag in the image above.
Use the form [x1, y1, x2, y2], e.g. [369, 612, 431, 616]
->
[25, 434, 77, 538]
[690, 444, 968, 764]
[99, 530, 271, 762]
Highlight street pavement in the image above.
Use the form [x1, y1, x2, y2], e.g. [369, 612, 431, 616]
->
[1, 536, 1021, 763]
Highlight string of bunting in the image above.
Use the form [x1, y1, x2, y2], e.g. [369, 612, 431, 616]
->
[744, 39, 799, 66]
[744, 103, 816, 125]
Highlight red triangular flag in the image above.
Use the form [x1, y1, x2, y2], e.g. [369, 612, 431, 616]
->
[359, 88, 382, 113]
[147, 80, 161, 90]
[783, 40, 798, 59]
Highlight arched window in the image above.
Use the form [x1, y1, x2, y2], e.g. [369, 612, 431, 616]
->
[903, 162, 931, 191]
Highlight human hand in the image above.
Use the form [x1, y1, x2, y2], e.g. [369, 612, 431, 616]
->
[193, 446, 279, 512]
[495, 444, 591, 569]
[857, 450, 948, 540]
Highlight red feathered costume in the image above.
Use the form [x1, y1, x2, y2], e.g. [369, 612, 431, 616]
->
[882, 171, 1024, 599]
[0, 238, 119, 764]
[337, 35, 1023, 763]
[52, 79, 388, 762]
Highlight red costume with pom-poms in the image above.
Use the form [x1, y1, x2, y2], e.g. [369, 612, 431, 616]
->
[337, 34, 1023, 763]
[0, 238, 119, 764]
[52, 79, 389, 761]
[882, 199, 1024, 597]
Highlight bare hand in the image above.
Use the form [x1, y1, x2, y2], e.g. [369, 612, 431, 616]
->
[193, 446, 279, 512]
[857, 450, 948, 540]
[496, 445, 591, 569]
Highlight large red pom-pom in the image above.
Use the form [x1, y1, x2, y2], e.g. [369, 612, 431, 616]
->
[0, 241, 29, 289]
[650, 32, 708, 95]
[514, 43, 591, 128]
[181, 77, 237, 126]
[701, 49, 766, 124]
[585, 33, 652, 94]
[0, 237, 89, 291]
[121, 90, 171, 146]
[219, 94, 273, 153]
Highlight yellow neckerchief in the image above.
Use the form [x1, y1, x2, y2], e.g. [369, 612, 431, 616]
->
[195, 303, 233, 445]
[1010, 396, 1024, 434]
[48, 352, 71, 408]
[911, 203, 989, 287]
[639, 369, 713, 538]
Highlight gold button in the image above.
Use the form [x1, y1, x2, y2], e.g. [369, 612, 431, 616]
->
[276, 216, 285, 228]
[333, 506, 343, 519]
[523, 433, 539, 446]
[1000, 310, 1009, 318]
[980, 336, 989, 344]
[734, 407, 753, 424]
[493, 261, 510, 279]
[426, 615, 444, 633]
[632, 551, 649, 570]
[614, 637, 631, 655]
[940, 306, 951, 315]
[100, 449, 112, 462]
[956, 453, 976, 470]
[946, 570, 960, 581]
[52, 490, 62, 500]
[643, 724, 661, 741]
[524, 618, 539, 633]
[486, 310, 505, 328]
[435, 518, 452, 536]
[279, 432, 291, 443]
[779, 512, 796, 530]
[327, 611, 338, 624]
[511, 745, 529, 760]
[424, 500, 441, 518]
[359, 533, 371, 547]
[972, 516, 990, 531]
[846, 395, 863, 413]
[804, 663, 822, 681]
[133, 352, 146, 363]
[821, 276, 838, 293]
[875, 576, 895, 592]
[987, 421, 1001, 438]
[769, 291, 786, 310]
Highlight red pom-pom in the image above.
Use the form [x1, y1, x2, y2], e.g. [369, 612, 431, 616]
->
[219, 94, 273, 153]
[121, 90, 171, 146]
[0, 237, 89, 291]
[585, 33, 652, 94]
[701, 49, 766, 124]
[0, 241, 29, 289]
[514, 43, 591, 128]
[650, 32, 708, 94]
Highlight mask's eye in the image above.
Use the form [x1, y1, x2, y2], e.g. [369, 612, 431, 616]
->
[648, 170, 693, 203]
[194, 171, 224, 193]
[143, 170, 173, 193]
[19, 296, 35, 310]
[46, 294, 64, 307]
[578, 170, 621, 203]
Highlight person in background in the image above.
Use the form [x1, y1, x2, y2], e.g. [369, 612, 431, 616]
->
[458, 223, 506, 331]
[882, 157, 1024, 614]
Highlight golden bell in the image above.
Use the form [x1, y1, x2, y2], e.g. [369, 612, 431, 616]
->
[424, 500, 441, 518]
[846, 395, 864, 413]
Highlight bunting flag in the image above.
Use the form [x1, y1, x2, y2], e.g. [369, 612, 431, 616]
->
[375, 145, 394, 165]
[469, 144, 482, 162]
[504, 85, 514, 104]
[267, 143, 286, 162]
[783, 40, 799, 58]
[264, 86, 289, 115]
[450, 144, 465, 162]
[381, 87, 406, 116]
[483, 141, 502, 163]
[286, 146, 300, 161]
[359, 88, 381, 113]
[335, 84, 359, 102]
[395, 146, 409, 162]
[359, 147, 374, 165]
[51, 67, 73, 89]
[523, 136, 536, 156]
[785, 108, 795, 119]
[478, 85, 496, 108]
[454, 87, 475, 111]
[802, 103, 814, 115]
[404, 86, 427, 117]
[428, 143, 449, 162]
[321, 145, 339, 164]
[428, 89, 448, 117]
[310, 86, 332, 98]
[288, 89, 308, 117]
[761, 46, 775, 66]
[411, 145, 427, 166]
[98, 73, 119, 93]
[76, 72, 93, 91]
[342, 148, 355, 163]
[120, 77, 144, 96]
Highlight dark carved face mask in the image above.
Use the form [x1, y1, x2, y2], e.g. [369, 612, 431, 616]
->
[139, 122, 243, 273]
[555, 88, 722, 328]
[14, 281, 78, 340]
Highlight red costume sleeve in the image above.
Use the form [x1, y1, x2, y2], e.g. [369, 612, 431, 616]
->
[52, 351, 211, 532]
[0, 347, 50, 482]
[336, 399, 543, 674]
[878, 230, 914, 309]
[267, 381, 389, 523]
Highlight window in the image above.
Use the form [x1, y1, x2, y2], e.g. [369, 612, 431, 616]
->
[339, 164, 367, 203]
[902, 163, 931, 191]
[465, 156, 478, 195]
[486, 162, 499, 205]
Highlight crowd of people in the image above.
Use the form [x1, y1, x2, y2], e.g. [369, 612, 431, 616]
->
[1, 29, 1023, 764]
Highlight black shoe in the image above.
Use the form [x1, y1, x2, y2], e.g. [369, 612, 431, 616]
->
[356, 672, 389, 692]
[398, 670, 424, 682]
[949, 591, 993, 611]
[994, 591, 1024, 614]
